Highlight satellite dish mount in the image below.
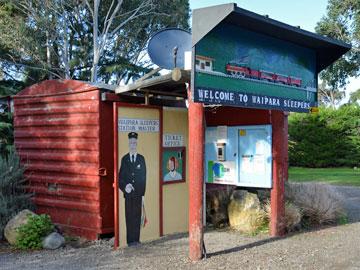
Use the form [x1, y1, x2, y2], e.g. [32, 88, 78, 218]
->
[148, 28, 191, 70]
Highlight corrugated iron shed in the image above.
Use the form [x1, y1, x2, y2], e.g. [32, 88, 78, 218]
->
[13, 80, 114, 239]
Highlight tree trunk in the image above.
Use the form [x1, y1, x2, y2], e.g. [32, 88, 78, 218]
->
[46, 30, 52, 80]
[63, 10, 70, 79]
[91, 0, 100, 82]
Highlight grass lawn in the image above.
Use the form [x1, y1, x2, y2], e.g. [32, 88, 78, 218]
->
[289, 167, 360, 186]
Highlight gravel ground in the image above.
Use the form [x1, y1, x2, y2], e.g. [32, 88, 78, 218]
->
[1, 185, 360, 270]
[1, 224, 360, 270]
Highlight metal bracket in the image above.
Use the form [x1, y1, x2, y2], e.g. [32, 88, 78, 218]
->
[99, 167, 107, 176]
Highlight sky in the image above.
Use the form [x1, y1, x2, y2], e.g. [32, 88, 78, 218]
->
[188, 0, 360, 101]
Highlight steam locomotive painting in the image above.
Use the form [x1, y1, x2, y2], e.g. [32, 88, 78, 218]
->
[225, 62, 302, 87]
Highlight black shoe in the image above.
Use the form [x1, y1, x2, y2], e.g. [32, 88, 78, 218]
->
[128, 241, 141, 247]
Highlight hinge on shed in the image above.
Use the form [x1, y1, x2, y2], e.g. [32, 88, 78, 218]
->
[99, 167, 107, 176]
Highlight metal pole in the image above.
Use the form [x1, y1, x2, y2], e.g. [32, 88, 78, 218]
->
[270, 110, 286, 236]
[113, 103, 119, 249]
[187, 87, 204, 261]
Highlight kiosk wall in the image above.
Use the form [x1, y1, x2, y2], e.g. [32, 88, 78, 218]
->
[205, 125, 272, 188]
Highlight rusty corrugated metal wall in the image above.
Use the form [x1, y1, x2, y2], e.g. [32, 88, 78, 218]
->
[13, 80, 114, 240]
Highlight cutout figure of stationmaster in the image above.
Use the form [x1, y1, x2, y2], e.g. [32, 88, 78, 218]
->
[119, 132, 146, 246]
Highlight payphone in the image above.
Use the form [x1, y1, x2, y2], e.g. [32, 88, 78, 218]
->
[216, 142, 226, 161]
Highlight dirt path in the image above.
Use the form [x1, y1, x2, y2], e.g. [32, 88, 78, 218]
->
[1, 222, 360, 270]
[1, 185, 360, 270]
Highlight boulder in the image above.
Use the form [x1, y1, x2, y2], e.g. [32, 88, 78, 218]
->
[42, 232, 65, 250]
[206, 189, 231, 228]
[228, 190, 266, 233]
[4, 209, 36, 245]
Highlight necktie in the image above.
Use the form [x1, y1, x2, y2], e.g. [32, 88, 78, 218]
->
[131, 155, 134, 163]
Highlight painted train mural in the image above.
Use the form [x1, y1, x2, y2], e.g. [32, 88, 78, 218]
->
[225, 62, 302, 87]
[195, 55, 316, 90]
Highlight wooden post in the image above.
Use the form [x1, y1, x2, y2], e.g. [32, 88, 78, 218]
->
[284, 112, 289, 181]
[188, 87, 204, 261]
[270, 110, 286, 236]
[113, 103, 119, 249]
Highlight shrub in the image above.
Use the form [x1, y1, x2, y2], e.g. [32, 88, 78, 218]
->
[285, 182, 345, 227]
[15, 214, 54, 249]
[0, 108, 13, 159]
[0, 149, 33, 239]
[288, 105, 360, 167]
[264, 201, 302, 232]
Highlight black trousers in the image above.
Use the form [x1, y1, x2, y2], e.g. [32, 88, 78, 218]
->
[125, 196, 142, 245]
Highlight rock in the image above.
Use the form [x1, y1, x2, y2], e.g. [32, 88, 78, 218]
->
[206, 188, 232, 228]
[228, 190, 266, 233]
[4, 209, 36, 245]
[42, 232, 65, 250]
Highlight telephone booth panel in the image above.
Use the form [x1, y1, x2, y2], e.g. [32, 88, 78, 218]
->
[205, 125, 272, 188]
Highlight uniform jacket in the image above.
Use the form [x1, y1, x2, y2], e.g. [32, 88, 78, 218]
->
[119, 153, 146, 198]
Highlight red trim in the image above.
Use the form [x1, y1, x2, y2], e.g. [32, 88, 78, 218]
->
[188, 86, 205, 261]
[270, 110, 286, 236]
[159, 108, 164, 237]
[161, 147, 186, 185]
[162, 179, 185, 185]
[114, 102, 161, 110]
[113, 102, 119, 249]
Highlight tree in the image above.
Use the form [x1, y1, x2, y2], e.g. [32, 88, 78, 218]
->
[0, 0, 190, 84]
[318, 81, 345, 108]
[0, 80, 25, 158]
[349, 89, 360, 104]
[288, 105, 360, 167]
[315, 0, 360, 102]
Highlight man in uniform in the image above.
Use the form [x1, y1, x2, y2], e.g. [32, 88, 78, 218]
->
[119, 132, 146, 246]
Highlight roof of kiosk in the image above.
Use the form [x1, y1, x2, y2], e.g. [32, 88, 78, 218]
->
[192, 3, 351, 73]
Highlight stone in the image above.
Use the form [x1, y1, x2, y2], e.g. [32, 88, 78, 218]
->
[4, 209, 36, 245]
[42, 232, 65, 250]
[206, 189, 232, 228]
[228, 190, 266, 233]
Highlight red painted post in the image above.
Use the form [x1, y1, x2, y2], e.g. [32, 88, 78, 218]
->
[270, 110, 286, 236]
[284, 112, 289, 181]
[188, 87, 204, 261]
[113, 103, 119, 249]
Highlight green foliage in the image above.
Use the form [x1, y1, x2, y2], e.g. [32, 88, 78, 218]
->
[0, 110, 13, 158]
[0, 150, 33, 239]
[349, 89, 360, 104]
[0, 80, 24, 158]
[288, 105, 360, 167]
[337, 213, 349, 225]
[315, 0, 360, 99]
[15, 214, 54, 249]
[0, 0, 190, 84]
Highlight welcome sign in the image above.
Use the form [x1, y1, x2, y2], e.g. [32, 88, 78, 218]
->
[193, 20, 318, 112]
[195, 87, 312, 112]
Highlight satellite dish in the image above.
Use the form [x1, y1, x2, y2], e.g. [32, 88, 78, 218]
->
[148, 28, 191, 70]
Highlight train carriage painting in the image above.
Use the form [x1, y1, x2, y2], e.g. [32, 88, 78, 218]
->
[224, 62, 302, 87]
[195, 53, 307, 90]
